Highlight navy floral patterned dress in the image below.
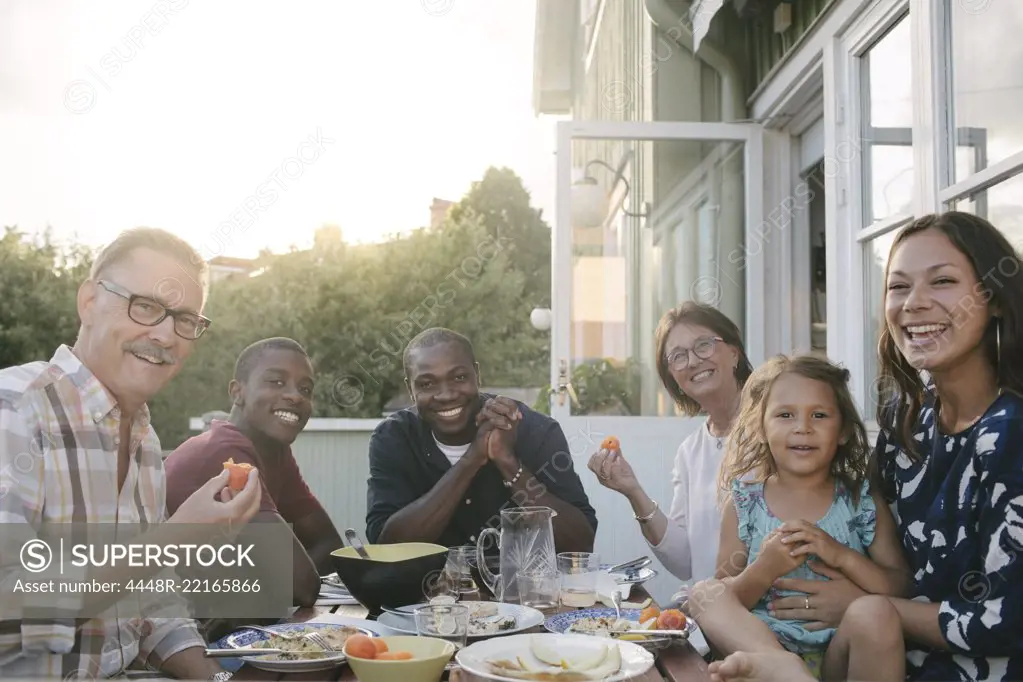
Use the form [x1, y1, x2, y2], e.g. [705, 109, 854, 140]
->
[876, 392, 1023, 680]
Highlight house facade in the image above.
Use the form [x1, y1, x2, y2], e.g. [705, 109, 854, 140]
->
[529, 0, 1023, 597]
[533, 0, 1023, 428]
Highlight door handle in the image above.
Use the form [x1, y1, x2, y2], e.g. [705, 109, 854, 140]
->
[551, 360, 579, 407]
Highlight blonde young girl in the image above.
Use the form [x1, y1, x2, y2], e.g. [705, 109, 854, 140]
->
[689, 354, 910, 682]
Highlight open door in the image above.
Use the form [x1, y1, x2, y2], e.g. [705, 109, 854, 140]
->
[548, 121, 764, 599]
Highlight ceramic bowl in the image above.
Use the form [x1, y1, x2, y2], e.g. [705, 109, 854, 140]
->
[344, 635, 455, 682]
[330, 542, 448, 617]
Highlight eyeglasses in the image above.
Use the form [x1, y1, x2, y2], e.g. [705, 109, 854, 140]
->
[97, 279, 211, 340]
[665, 336, 724, 370]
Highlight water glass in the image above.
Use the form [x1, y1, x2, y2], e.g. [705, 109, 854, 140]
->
[515, 571, 560, 611]
[558, 552, 600, 608]
[444, 545, 480, 596]
[414, 603, 469, 650]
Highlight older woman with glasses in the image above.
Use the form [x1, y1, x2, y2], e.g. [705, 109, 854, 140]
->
[588, 301, 753, 582]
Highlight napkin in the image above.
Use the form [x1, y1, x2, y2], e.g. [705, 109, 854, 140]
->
[316, 580, 360, 606]
[595, 572, 633, 606]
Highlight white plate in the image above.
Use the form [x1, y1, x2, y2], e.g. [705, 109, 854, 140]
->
[455, 632, 655, 682]
[376, 602, 545, 638]
[220, 623, 380, 673]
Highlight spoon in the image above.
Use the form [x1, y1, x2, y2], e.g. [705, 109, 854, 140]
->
[345, 528, 370, 559]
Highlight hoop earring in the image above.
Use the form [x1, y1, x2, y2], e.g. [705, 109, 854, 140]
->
[997, 320, 1002, 368]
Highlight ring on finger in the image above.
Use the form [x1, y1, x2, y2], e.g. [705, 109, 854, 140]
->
[804, 596, 810, 610]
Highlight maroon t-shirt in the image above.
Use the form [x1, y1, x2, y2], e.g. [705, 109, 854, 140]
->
[164, 420, 322, 522]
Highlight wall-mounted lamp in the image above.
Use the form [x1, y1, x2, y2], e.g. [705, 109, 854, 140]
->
[530, 307, 552, 331]
[571, 151, 651, 228]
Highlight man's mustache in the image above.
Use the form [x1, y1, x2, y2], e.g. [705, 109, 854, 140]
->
[123, 341, 177, 365]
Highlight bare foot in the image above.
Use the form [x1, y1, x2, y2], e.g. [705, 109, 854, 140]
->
[708, 651, 814, 682]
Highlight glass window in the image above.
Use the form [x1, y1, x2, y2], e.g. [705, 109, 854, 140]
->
[860, 16, 914, 224]
[863, 230, 899, 419]
[952, 172, 1023, 251]
[949, 0, 1023, 182]
[567, 139, 746, 416]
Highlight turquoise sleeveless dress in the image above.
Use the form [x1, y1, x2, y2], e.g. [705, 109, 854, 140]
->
[731, 478, 877, 657]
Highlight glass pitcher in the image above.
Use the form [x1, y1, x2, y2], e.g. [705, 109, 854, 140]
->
[475, 506, 559, 606]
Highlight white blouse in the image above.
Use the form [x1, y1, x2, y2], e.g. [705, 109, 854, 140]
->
[646, 420, 727, 583]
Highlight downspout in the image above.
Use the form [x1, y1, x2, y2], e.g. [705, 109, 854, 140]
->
[643, 0, 745, 122]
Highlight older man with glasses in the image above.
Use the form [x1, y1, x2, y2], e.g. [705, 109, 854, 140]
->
[0, 227, 261, 680]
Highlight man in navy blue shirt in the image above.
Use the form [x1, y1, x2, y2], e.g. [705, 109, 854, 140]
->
[366, 328, 597, 552]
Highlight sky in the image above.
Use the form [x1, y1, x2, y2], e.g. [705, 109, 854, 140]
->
[0, 0, 561, 259]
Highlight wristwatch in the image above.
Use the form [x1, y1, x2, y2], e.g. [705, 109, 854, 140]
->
[209, 671, 234, 682]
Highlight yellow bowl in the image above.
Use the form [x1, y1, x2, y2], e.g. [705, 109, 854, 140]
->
[345, 635, 455, 682]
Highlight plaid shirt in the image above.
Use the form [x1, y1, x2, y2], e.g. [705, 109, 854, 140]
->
[0, 345, 205, 679]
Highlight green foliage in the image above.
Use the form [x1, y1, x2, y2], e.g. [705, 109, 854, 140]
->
[0, 227, 93, 367]
[532, 359, 642, 416]
[1, 169, 552, 448]
[90, 167, 551, 447]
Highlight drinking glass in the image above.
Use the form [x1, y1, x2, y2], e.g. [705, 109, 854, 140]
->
[444, 545, 480, 596]
[558, 552, 600, 608]
[515, 571, 560, 611]
[414, 603, 469, 651]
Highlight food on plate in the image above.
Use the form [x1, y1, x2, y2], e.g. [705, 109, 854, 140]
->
[622, 597, 652, 610]
[638, 606, 660, 624]
[251, 626, 359, 660]
[600, 436, 621, 452]
[222, 458, 254, 490]
[567, 616, 636, 638]
[655, 609, 686, 630]
[566, 609, 685, 641]
[486, 636, 622, 680]
[467, 601, 517, 636]
[344, 635, 414, 660]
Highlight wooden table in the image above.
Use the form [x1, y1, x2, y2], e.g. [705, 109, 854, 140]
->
[231, 588, 711, 682]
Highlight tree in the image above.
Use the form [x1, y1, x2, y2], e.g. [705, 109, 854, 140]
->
[1, 167, 554, 449]
[0, 227, 92, 367]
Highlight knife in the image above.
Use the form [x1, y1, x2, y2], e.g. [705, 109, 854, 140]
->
[204, 648, 285, 657]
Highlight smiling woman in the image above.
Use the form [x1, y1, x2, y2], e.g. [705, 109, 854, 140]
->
[587, 301, 754, 583]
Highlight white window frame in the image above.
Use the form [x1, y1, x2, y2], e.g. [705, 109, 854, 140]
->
[933, 0, 1023, 209]
[832, 0, 1023, 430]
[827, 0, 912, 420]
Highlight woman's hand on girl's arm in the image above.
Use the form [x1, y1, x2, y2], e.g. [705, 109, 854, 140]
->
[770, 561, 867, 629]
[781, 511, 909, 597]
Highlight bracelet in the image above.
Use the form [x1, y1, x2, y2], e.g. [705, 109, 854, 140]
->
[502, 465, 523, 488]
[635, 500, 659, 523]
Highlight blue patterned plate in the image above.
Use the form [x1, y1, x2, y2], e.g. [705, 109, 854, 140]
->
[215, 623, 379, 673]
[545, 607, 694, 652]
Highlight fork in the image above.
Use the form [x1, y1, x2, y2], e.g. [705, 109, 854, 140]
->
[611, 591, 623, 623]
[303, 631, 337, 653]
[240, 626, 339, 655]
